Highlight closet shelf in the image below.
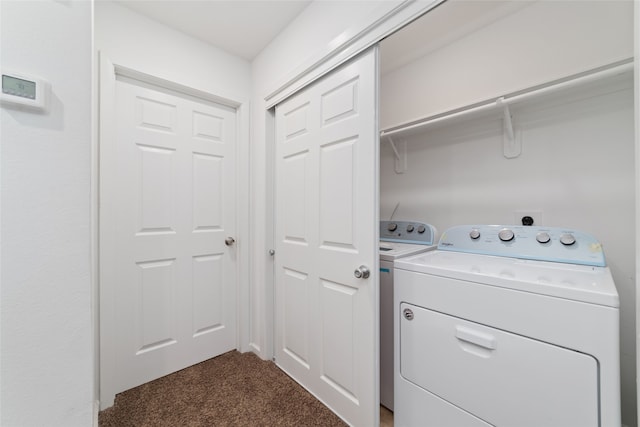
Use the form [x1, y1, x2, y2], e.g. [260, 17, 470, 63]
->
[379, 59, 634, 153]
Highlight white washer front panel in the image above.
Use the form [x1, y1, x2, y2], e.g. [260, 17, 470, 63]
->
[379, 241, 436, 411]
[394, 266, 621, 426]
[395, 225, 620, 426]
[379, 259, 395, 410]
[395, 380, 492, 427]
[400, 303, 598, 427]
[395, 250, 618, 307]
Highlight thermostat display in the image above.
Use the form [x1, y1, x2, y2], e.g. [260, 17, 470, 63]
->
[3, 75, 37, 99]
[0, 70, 49, 111]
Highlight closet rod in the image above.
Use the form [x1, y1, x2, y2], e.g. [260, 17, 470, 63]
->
[380, 60, 634, 139]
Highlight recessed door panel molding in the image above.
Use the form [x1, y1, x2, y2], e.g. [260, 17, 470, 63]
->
[282, 151, 309, 244]
[138, 145, 176, 233]
[192, 254, 224, 336]
[321, 77, 359, 126]
[275, 48, 378, 426]
[101, 72, 238, 403]
[319, 138, 356, 249]
[136, 96, 178, 133]
[321, 279, 357, 401]
[192, 111, 223, 142]
[136, 258, 177, 354]
[284, 101, 311, 140]
[192, 153, 223, 231]
[283, 268, 310, 368]
[131, 132, 177, 152]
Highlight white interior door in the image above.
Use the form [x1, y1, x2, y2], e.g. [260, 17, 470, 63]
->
[100, 72, 237, 405]
[274, 48, 379, 426]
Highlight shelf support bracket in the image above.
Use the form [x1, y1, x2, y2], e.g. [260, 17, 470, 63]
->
[497, 97, 521, 159]
[386, 135, 407, 174]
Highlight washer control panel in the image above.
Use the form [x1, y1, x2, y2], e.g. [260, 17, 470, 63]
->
[438, 225, 605, 267]
[380, 221, 436, 245]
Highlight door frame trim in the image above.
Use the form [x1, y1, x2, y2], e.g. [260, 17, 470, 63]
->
[111, 63, 244, 108]
[97, 53, 251, 409]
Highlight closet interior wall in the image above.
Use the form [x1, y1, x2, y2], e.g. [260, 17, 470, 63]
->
[379, 1, 636, 426]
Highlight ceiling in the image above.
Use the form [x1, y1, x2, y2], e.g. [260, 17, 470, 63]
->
[115, 0, 533, 70]
[115, 0, 312, 61]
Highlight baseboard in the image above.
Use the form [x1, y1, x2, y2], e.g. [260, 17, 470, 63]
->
[93, 400, 100, 427]
[249, 342, 261, 355]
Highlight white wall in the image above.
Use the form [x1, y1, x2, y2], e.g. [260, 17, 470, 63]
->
[95, 1, 251, 102]
[380, 0, 635, 130]
[379, 2, 636, 425]
[0, 1, 94, 426]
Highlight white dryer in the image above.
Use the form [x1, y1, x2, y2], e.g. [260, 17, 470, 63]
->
[379, 220, 437, 411]
[394, 225, 620, 427]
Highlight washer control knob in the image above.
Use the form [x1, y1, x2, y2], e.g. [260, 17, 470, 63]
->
[469, 229, 481, 240]
[387, 223, 397, 232]
[417, 225, 426, 234]
[560, 233, 576, 246]
[498, 228, 515, 242]
[406, 224, 415, 233]
[536, 232, 551, 244]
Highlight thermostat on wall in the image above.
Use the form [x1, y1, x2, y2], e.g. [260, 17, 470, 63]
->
[1, 70, 49, 111]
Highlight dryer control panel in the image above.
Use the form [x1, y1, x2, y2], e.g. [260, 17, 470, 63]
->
[438, 225, 606, 267]
[380, 221, 436, 245]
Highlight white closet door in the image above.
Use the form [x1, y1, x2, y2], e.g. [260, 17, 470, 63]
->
[101, 75, 237, 401]
[275, 48, 379, 426]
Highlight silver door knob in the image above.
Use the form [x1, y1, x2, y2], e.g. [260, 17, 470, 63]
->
[354, 265, 370, 279]
[225, 237, 235, 246]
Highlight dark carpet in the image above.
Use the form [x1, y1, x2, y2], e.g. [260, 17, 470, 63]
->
[99, 350, 347, 426]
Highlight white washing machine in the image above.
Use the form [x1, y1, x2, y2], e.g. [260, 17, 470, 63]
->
[394, 225, 620, 427]
[379, 220, 437, 411]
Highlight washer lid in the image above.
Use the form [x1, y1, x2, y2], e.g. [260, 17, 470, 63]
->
[379, 241, 436, 261]
[395, 250, 619, 307]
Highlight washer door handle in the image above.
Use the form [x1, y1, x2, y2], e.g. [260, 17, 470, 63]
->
[455, 326, 497, 350]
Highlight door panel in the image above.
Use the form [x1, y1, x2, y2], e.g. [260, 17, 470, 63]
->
[282, 153, 309, 242]
[102, 75, 237, 398]
[283, 268, 311, 366]
[321, 280, 357, 397]
[275, 48, 378, 426]
[319, 139, 356, 247]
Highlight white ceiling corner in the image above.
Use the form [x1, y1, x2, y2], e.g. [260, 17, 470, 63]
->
[115, 0, 312, 61]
